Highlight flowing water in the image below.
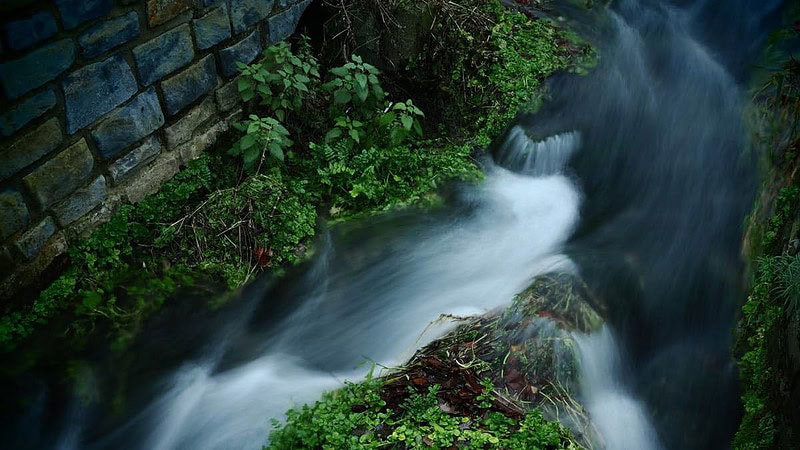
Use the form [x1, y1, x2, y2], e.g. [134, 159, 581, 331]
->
[3, 0, 788, 449]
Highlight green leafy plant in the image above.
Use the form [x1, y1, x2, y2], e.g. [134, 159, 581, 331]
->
[323, 54, 386, 119]
[229, 115, 293, 172]
[237, 39, 320, 121]
[380, 99, 425, 146]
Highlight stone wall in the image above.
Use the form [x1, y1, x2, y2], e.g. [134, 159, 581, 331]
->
[0, 0, 311, 298]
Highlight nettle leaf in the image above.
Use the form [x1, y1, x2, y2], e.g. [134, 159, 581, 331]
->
[295, 74, 310, 83]
[334, 89, 352, 104]
[243, 146, 259, 165]
[354, 82, 368, 102]
[378, 112, 396, 127]
[257, 84, 272, 97]
[355, 73, 368, 89]
[401, 115, 413, 131]
[413, 120, 423, 136]
[330, 66, 348, 77]
[325, 127, 343, 142]
[241, 133, 257, 149]
[349, 129, 361, 143]
[269, 142, 285, 162]
[276, 109, 286, 121]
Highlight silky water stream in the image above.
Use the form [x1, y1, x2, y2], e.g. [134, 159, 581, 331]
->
[4, 0, 788, 449]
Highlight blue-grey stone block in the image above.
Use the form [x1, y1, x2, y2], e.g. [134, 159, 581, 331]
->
[54, 0, 114, 30]
[62, 55, 138, 134]
[219, 29, 261, 77]
[79, 11, 140, 59]
[108, 136, 161, 182]
[267, 0, 310, 43]
[3, 12, 58, 51]
[23, 138, 94, 209]
[14, 217, 55, 260]
[0, 189, 29, 240]
[92, 88, 164, 160]
[0, 89, 57, 136]
[161, 55, 216, 116]
[203, 0, 221, 6]
[0, 40, 75, 99]
[52, 175, 106, 226]
[132, 24, 194, 86]
[193, 5, 231, 50]
[1, 118, 63, 181]
[229, 0, 274, 34]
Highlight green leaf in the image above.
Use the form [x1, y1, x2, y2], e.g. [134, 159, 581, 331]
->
[276, 109, 286, 121]
[241, 134, 256, 149]
[295, 82, 309, 93]
[401, 115, 413, 131]
[352, 55, 363, 63]
[237, 77, 251, 92]
[269, 142, 285, 162]
[378, 112, 396, 127]
[295, 74, 311, 83]
[334, 89, 352, 104]
[349, 129, 360, 143]
[355, 73, 368, 89]
[354, 82, 368, 102]
[330, 66, 348, 77]
[243, 146, 259, 165]
[325, 127, 342, 143]
[413, 120, 423, 136]
[257, 84, 272, 97]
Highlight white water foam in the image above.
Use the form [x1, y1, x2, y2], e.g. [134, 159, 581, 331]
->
[89, 132, 586, 450]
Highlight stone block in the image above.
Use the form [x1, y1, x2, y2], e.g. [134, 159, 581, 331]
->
[132, 24, 194, 86]
[0, 188, 29, 240]
[1, 118, 63, 181]
[146, 0, 193, 27]
[23, 138, 94, 209]
[124, 152, 180, 203]
[14, 217, 55, 260]
[0, 89, 57, 136]
[177, 116, 228, 164]
[229, 0, 274, 34]
[92, 88, 164, 160]
[193, 5, 231, 50]
[215, 76, 241, 112]
[79, 11, 140, 59]
[219, 29, 261, 77]
[52, 175, 106, 226]
[165, 95, 216, 149]
[3, 11, 58, 51]
[63, 55, 138, 134]
[0, 40, 75, 99]
[267, 0, 310, 43]
[161, 55, 216, 116]
[108, 136, 161, 182]
[54, 0, 114, 30]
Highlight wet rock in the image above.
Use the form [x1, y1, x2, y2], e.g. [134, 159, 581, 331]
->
[79, 11, 140, 59]
[0, 40, 75, 99]
[132, 24, 194, 86]
[63, 55, 138, 134]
